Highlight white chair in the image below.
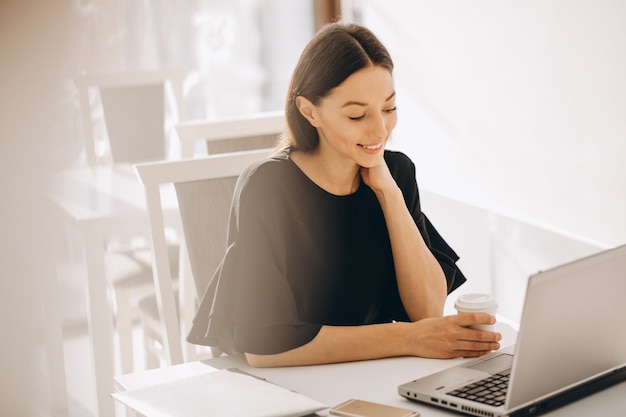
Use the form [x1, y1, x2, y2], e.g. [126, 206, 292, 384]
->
[135, 148, 273, 366]
[176, 110, 284, 158]
[74, 69, 188, 374]
[75, 69, 187, 170]
[136, 113, 283, 368]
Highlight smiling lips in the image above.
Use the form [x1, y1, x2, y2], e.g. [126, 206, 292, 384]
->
[360, 142, 383, 150]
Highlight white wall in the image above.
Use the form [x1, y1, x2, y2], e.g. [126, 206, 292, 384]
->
[359, 1, 626, 248]
[423, 189, 604, 322]
[1, 1, 70, 415]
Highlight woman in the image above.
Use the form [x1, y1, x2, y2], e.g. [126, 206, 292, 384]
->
[188, 22, 501, 367]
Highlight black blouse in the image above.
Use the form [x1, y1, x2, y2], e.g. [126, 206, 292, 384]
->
[187, 149, 466, 355]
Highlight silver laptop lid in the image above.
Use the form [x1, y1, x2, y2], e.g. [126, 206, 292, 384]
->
[507, 244, 626, 409]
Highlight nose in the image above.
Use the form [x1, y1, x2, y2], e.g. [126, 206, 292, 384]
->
[370, 111, 390, 140]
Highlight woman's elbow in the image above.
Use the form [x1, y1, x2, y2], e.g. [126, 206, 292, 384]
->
[245, 352, 277, 368]
[245, 349, 304, 368]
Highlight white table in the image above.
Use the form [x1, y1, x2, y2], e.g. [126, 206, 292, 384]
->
[51, 164, 180, 417]
[114, 322, 626, 416]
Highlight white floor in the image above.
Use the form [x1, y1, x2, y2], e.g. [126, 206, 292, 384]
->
[57, 245, 151, 417]
[57, 256, 211, 417]
[63, 323, 99, 417]
[62, 322, 148, 417]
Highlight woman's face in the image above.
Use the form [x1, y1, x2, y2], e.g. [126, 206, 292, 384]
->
[303, 65, 397, 169]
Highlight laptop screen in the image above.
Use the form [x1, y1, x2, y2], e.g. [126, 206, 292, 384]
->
[506, 244, 626, 409]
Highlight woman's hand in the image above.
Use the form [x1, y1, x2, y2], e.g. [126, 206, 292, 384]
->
[405, 314, 502, 359]
[360, 161, 396, 196]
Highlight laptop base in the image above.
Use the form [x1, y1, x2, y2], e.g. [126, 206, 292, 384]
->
[509, 366, 626, 417]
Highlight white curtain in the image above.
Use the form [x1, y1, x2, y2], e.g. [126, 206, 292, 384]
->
[71, 0, 310, 120]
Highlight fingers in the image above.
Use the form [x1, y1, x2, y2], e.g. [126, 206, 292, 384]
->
[460, 350, 494, 359]
[450, 313, 502, 341]
[458, 326, 502, 343]
[444, 337, 501, 360]
[456, 338, 501, 352]
[450, 315, 502, 356]
[454, 312, 496, 327]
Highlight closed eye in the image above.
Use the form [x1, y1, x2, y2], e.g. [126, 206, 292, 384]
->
[349, 107, 396, 121]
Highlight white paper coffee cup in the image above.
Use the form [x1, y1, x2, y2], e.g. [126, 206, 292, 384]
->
[454, 293, 498, 331]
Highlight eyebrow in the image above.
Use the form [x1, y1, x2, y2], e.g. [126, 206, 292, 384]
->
[341, 91, 396, 108]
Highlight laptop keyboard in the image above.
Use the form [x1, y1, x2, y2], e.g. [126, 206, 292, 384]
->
[447, 369, 510, 407]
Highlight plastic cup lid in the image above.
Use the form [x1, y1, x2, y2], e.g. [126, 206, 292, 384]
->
[455, 293, 498, 311]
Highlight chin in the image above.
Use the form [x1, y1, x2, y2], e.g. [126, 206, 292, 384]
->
[360, 149, 386, 164]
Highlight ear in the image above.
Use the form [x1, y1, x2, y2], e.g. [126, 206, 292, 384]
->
[295, 96, 320, 127]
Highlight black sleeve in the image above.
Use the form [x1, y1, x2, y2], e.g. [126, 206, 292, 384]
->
[385, 151, 467, 294]
[188, 160, 321, 355]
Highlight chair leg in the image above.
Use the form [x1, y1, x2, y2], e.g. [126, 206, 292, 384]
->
[114, 289, 135, 374]
[211, 346, 223, 358]
[115, 401, 140, 417]
[178, 243, 197, 363]
[140, 315, 161, 370]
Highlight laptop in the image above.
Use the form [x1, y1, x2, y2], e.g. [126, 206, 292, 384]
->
[398, 244, 626, 417]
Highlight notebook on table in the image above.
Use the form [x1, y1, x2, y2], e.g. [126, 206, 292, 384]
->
[398, 244, 626, 417]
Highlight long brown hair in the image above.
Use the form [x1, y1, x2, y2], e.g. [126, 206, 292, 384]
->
[278, 23, 394, 152]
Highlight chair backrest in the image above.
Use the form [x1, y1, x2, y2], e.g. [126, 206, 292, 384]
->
[174, 177, 235, 302]
[135, 148, 273, 365]
[75, 70, 187, 170]
[175, 110, 284, 158]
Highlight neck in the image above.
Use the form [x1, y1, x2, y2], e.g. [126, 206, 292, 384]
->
[291, 150, 360, 196]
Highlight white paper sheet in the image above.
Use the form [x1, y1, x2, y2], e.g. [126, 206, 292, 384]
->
[112, 369, 327, 417]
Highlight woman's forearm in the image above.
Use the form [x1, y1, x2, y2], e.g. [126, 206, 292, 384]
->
[246, 322, 412, 367]
[375, 186, 447, 321]
[245, 315, 502, 368]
